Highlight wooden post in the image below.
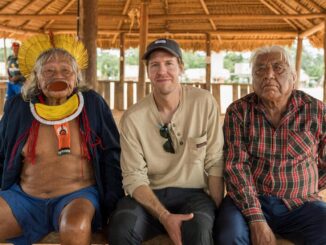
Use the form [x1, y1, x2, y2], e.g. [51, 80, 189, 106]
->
[137, 0, 149, 101]
[295, 37, 303, 89]
[232, 84, 238, 102]
[79, 0, 98, 90]
[3, 38, 7, 71]
[115, 32, 125, 110]
[324, 18, 326, 102]
[206, 33, 211, 91]
[127, 82, 134, 108]
[211, 84, 221, 111]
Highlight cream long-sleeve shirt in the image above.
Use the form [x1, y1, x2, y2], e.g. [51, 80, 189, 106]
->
[120, 86, 224, 196]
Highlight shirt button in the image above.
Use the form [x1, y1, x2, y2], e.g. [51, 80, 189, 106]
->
[180, 141, 183, 145]
[177, 133, 181, 136]
[172, 123, 176, 127]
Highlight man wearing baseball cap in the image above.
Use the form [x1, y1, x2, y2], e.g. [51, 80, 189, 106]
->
[6, 42, 26, 99]
[108, 38, 224, 245]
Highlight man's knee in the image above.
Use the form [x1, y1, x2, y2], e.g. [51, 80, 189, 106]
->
[181, 212, 214, 245]
[59, 199, 94, 235]
[213, 197, 249, 245]
[59, 214, 92, 235]
[108, 209, 140, 242]
[108, 198, 144, 245]
[0, 196, 23, 239]
[214, 221, 249, 245]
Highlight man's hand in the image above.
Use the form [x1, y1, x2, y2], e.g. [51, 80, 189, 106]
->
[160, 211, 194, 245]
[249, 222, 276, 245]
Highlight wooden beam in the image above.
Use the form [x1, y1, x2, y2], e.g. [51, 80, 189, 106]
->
[299, 21, 324, 38]
[115, 32, 125, 110]
[18, 0, 66, 31]
[306, 0, 323, 11]
[43, 0, 76, 30]
[205, 33, 211, 90]
[117, 0, 131, 30]
[0, 13, 325, 21]
[137, 0, 149, 101]
[163, 0, 169, 31]
[199, 0, 216, 30]
[79, 0, 98, 89]
[261, 0, 299, 30]
[278, 0, 315, 29]
[0, 14, 76, 21]
[148, 13, 326, 20]
[295, 37, 303, 88]
[0, 24, 41, 35]
[53, 29, 298, 37]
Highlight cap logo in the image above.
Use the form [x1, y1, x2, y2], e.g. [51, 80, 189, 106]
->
[154, 39, 167, 44]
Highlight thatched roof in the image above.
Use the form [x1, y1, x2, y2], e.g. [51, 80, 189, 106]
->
[0, 0, 325, 51]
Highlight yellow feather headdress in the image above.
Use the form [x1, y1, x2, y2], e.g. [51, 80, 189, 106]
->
[18, 34, 88, 78]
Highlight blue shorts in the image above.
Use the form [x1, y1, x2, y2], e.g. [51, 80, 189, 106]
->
[0, 183, 101, 244]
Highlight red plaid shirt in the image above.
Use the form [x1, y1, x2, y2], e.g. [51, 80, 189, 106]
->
[224, 90, 326, 223]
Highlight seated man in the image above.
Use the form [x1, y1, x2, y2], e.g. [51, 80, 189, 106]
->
[0, 34, 124, 244]
[108, 38, 224, 245]
[215, 46, 326, 245]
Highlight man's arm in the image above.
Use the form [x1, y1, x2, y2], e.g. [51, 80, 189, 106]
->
[318, 105, 326, 190]
[208, 176, 224, 207]
[204, 95, 225, 205]
[223, 108, 265, 223]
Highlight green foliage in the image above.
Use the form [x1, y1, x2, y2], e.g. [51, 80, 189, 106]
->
[125, 48, 139, 65]
[182, 51, 205, 69]
[97, 51, 119, 79]
[223, 52, 244, 73]
[301, 52, 323, 81]
[290, 40, 324, 87]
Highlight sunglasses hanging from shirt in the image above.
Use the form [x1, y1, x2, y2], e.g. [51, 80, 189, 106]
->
[159, 124, 175, 154]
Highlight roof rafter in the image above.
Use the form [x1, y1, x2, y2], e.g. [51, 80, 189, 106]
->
[0, 23, 41, 35]
[281, 0, 315, 29]
[0, 13, 324, 21]
[18, 0, 54, 30]
[42, 0, 76, 30]
[117, 0, 131, 30]
[261, 0, 299, 30]
[299, 21, 324, 38]
[199, 0, 216, 31]
[306, 0, 323, 11]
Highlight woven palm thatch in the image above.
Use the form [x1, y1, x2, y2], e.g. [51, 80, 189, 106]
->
[0, 0, 325, 52]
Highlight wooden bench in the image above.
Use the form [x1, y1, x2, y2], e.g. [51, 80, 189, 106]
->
[0, 233, 295, 245]
[1, 191, 325, 245]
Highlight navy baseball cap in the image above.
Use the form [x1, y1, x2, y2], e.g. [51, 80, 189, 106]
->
[142, 39, 182, 61]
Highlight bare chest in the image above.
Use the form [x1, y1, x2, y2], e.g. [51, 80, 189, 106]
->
[20, 119, 95, 197]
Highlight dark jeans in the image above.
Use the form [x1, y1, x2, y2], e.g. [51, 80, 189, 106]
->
[108, 187, 216, 245]
[214, 195, 326, 245]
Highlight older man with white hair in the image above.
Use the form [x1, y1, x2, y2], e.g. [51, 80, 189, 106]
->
[214, 46, 326, 245]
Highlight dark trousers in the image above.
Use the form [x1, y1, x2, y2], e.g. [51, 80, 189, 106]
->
[214, 195, 326, 245]
[108, 187, 216, 245]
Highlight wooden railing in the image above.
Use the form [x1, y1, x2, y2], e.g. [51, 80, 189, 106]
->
[0, 80, 253, 116]
[97, 80, 253, 114]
